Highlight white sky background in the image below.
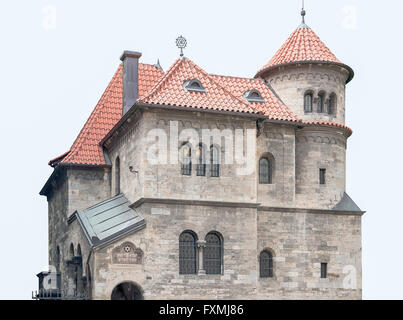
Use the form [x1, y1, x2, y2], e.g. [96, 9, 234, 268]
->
[0, 0, 401, 300]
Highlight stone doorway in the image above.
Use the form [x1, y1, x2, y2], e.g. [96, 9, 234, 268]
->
[111, 282, 144, 300]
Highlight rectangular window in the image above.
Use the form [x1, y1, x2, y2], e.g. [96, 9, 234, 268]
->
[319, 168, 326, 185]
[321, 263, 327, 278]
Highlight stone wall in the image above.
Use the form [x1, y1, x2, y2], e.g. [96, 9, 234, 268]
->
[295, 127, 347, 208]
[91, 201, 362, 300]
[257, 209, 362, 299]
[46, 166, 111, 298]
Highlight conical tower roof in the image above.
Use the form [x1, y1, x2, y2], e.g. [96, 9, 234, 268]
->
[255, 19, 354, 82]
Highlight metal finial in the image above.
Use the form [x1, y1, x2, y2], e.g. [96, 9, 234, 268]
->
[301, 0, 306, 24]
[176, 35, 187, 57]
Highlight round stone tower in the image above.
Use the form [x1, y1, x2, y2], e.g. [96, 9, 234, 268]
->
[255, 10, 354, 126]
[255, 9, 355, 209]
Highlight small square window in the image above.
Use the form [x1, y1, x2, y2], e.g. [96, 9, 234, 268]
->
[321, 263, 327, 278]
[319, 169, 326, 185]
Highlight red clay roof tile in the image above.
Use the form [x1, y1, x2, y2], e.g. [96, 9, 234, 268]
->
[256, 26, 343, 78]
[58, 63, 164, 166]
[50, 56, 351, 167]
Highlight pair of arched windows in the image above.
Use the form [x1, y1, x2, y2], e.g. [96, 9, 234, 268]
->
[179, 231, 223, 275]
[259, 157, 273, 184]
[181, 144, 220, 177]
[304, 92, 337, 115]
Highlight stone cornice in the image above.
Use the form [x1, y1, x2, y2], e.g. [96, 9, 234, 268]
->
[130, 197, 365, 216]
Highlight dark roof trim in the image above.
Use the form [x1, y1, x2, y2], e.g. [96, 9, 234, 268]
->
[255, 60, 354, 84]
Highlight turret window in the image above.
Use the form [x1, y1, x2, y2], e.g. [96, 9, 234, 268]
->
[329, 93, 337, 115]
[317, 91, 325, 113]
[304, 92, 313, 113]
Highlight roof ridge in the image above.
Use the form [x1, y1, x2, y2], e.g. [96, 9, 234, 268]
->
[211, 73, 262, 82]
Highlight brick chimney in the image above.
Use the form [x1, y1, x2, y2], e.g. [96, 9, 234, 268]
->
[120, 50, 142, 115]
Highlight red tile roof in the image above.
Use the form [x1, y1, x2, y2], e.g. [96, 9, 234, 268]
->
[49, 57, 351, 167]
[139, 58, 298, 121]
[211, 74, 298, 122]
[50, 63, 164, 167]
[256, 26, 344, 78]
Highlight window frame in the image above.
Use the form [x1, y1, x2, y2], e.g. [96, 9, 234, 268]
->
[204, 232, 223, 275]
[179, 231, 198, 275]
[196, 144, 206, 176]
[304, 92, 313, 113]
[180, 143, 192, 176]
[115, 156, 121, 195]
[210, 145, 220, 178]
[259, 250, 274, 278]
[319, 168, 326, 185]
[321, 262, 328, 278]
[259, 157, 272, 184]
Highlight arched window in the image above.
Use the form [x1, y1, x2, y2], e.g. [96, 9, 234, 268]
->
[259, 157, 272, 184]
[304, 92, 313, 113]
[69, 243, 74, 259]
[196, 144, 206, 176]
[210, 145, 220, 177]
[115, 157, 120, 195]
[180, 143, 192, 176]
[183, 79, 206, 93]
[260, 250, 273, 278]
[55, 246, 60, 272]
[244, 90, 265, 103]
[179, 231, 197, 274]
[317, 91, 325, 113]
[204, 232, 222, 274]
[329, 93, 337, 115]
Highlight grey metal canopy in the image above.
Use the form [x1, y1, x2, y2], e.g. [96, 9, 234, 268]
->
[332, 192, 362, 212]
[74, 193, 145, 248]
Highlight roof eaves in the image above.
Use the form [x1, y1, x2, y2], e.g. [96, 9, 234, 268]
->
[255, 60, 354, 83]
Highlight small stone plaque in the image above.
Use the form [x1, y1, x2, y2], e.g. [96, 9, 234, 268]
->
[112, 242, 143, 264]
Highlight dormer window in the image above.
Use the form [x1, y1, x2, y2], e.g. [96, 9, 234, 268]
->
[183, 79, 206, 93]
[244, 90, 265, 103]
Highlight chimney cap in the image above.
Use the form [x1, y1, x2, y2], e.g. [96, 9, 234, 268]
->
[120, 50, 142, 61]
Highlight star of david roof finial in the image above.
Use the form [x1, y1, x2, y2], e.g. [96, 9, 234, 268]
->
[176, 35, 187, 57]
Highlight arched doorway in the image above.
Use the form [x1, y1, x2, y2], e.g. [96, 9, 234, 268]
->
[111, 282, 144, 300]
